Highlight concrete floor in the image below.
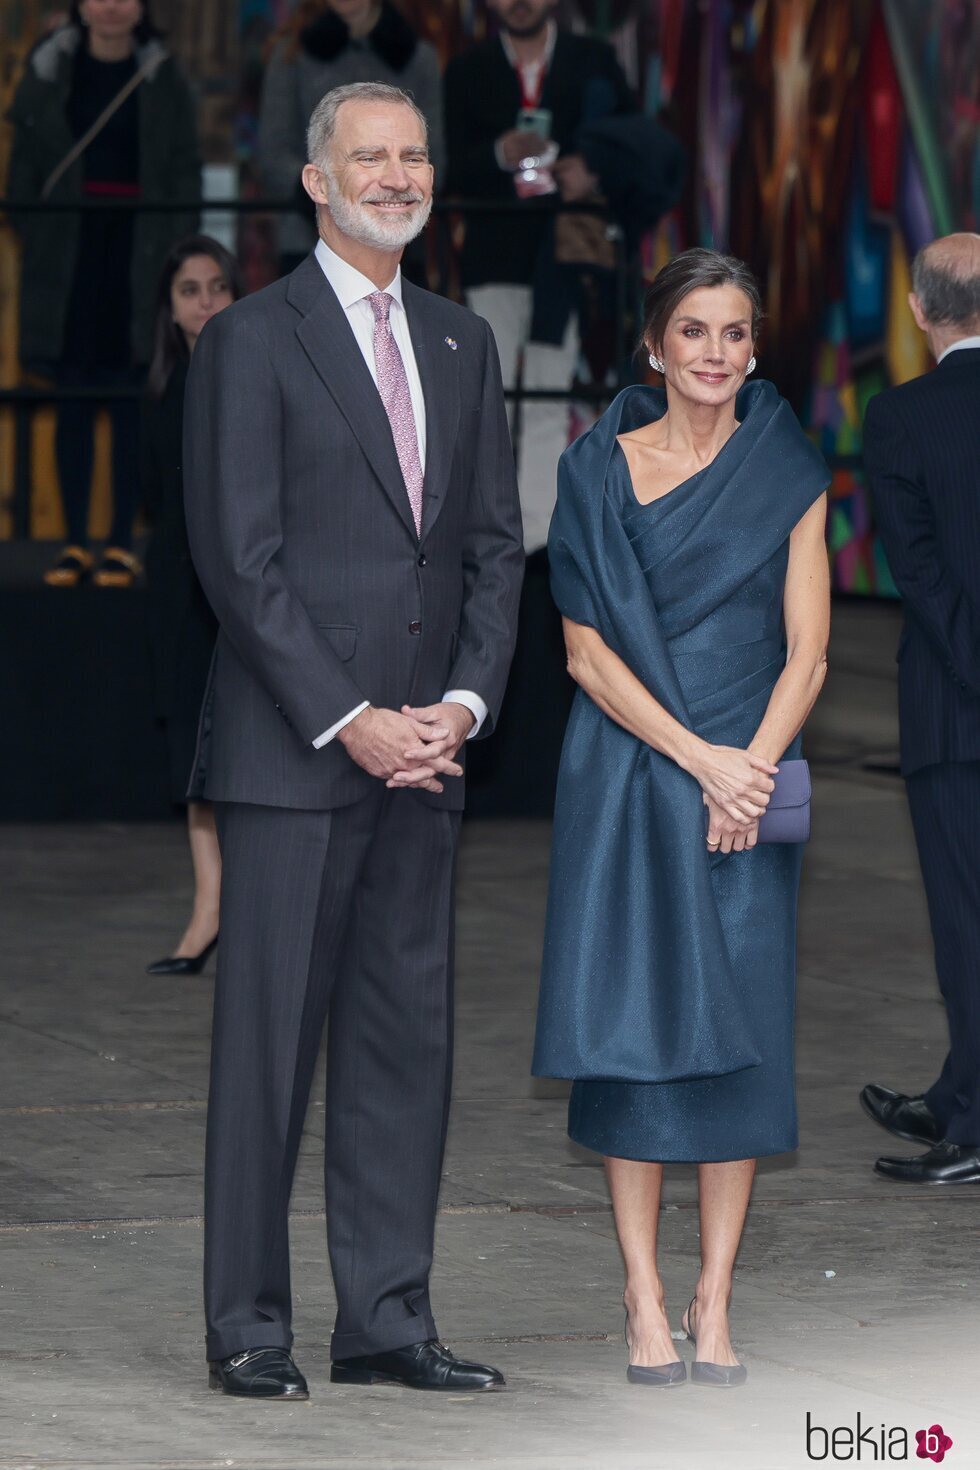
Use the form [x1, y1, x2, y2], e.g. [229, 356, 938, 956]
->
[2, 601, 978, 1470]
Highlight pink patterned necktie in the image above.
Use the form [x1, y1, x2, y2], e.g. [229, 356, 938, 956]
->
[368, 290, 423, 535]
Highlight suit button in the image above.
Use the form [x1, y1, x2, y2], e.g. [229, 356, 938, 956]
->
[418, 554, 427, 567]
[409, 620, 421, 635]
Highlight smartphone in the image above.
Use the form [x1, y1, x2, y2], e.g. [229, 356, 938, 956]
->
[516, 107, 553, 141]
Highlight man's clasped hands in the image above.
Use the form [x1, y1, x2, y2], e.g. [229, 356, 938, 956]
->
[337, 703, 475, 794]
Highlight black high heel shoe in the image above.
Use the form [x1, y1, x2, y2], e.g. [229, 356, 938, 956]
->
[146, 934, 218, 976]
[682, 1296, 747, 1387]
[624, 1310, 687, 1386]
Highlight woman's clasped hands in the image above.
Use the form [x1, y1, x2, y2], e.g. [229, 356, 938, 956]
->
[687, 743, 778, 854]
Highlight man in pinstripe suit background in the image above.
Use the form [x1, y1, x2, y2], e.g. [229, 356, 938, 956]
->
[184, 83, 523, 1398]
[859, 233, 980, 1186]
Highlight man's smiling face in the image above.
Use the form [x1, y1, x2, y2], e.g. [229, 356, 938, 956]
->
[320, 99, 434, 251]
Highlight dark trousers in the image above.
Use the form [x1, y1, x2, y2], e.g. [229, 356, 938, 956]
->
[906, 761, 980, 1145]
[54, 366, 141, 549]
[204, 790, 460, 1362]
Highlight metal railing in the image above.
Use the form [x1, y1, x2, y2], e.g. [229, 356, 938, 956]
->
[0, 194, 641, 539]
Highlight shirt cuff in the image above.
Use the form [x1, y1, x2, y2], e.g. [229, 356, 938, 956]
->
[313, 700, 370, 748]
[443, 689, 488, 739]
[494, 137, 518, 173]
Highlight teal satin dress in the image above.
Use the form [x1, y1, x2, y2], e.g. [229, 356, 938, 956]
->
[532, 382, 830, 1162]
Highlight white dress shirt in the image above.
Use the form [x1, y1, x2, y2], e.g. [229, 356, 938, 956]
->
[938, 334, 980, 363]
[311, 239, 488, 747]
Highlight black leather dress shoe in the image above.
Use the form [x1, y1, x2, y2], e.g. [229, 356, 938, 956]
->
[860, 1084, 942, 1146]
[875, 1141, 980, 1184]
[147, 935, 218, 976]
[208, 1347, 309, 1398]
[331, 1339, 505, 1391]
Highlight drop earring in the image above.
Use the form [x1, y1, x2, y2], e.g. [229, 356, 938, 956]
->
[746, 356, 757, 375]
[648, 353, 664, 373]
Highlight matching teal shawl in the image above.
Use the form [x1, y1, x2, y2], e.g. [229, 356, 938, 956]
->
[532, 381, 830, 1083]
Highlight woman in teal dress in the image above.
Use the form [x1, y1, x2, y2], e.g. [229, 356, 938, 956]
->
[533, 249, 830, 1386]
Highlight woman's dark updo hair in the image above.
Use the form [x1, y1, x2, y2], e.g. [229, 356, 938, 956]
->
[640, 248, 764, 359]
[69, 1, 162, 45]
[147, 235, 243, 400]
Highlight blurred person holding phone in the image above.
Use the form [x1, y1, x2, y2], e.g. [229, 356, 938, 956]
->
[444, 0, 633, 558]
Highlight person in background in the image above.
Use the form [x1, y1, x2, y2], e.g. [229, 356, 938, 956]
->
[257, 0, 444, 277]
[443, 0, 633, 557]
[860, 233, 980, 1186]
[142, 236, 242, 979]
[6, 0, 200, 588]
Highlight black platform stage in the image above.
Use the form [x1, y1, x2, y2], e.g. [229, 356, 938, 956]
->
[0, 543, 573, 821]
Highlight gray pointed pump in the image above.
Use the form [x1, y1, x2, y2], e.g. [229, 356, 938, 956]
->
[683, 1297, 748, 1387]
[624, 1311, 687, 1386]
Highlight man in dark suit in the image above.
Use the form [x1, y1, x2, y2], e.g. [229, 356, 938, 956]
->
[184, 81, 523, 1398]
[444, 0, 633, 553]
[860, 232, 980, 1186]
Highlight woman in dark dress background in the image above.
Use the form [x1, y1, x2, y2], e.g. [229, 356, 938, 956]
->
[534, 251, 831, 1387]
[7, 0, 199, 587]
[143, 237, 241, 976]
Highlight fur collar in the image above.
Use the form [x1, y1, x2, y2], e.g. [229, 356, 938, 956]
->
[300, 3, 418, 71]
[31, 26, 167, 84]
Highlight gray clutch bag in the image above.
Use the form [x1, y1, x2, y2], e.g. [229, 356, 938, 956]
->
[705, 758, 811, 844]
[757, 758, 811, 843]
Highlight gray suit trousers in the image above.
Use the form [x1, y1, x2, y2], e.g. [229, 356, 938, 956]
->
[204, 790, 460, 1362]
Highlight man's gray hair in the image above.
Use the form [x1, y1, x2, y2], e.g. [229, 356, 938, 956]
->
[911, 244, 980, 327]
[306, 82, 428, 169]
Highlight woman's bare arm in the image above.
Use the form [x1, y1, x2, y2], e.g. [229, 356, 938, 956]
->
[562, 622, 778, 825]
[563, 620, 700, 766]
[700, 493, 829, 851]
[748, 494, 830, 765]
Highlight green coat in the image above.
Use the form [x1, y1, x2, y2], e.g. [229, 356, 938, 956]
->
[6, 27, 201, 372]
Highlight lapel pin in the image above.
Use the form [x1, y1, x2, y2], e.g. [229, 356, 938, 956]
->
[444, 336, 458, 351]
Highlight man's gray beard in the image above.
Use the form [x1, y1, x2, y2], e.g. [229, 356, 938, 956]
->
[325, 173, 432, 250]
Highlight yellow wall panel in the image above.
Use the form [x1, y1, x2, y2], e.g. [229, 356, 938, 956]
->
[885, 229, 931, 387]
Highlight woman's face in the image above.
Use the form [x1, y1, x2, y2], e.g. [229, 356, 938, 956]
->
[171, 255, 234, 351]
[78, 0, 144, 43]
[325, 0, 377, 26]
[654, 284, 756, 408]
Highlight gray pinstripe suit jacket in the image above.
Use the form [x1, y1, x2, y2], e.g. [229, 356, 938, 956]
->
[183, 252, 524, 811]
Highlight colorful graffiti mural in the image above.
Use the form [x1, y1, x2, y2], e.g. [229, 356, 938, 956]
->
[643, 0, 976, 593]
[799, 2, 975, 594]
